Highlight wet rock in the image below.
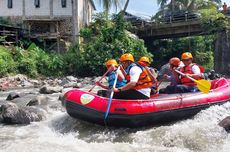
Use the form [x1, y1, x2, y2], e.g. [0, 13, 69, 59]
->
[21, 80, 34, 87]
[0, 102, 44, 124]
[0, 81, 9, 91]
[6, 92, 20, 101]
[29, 79, 40, 85]
[13, 74, 28, 81]
[42, 78, 59, 87]
[59, 78, 70, 86]
[26, 95, 48, 106]
[39, 86, 63, 94]
[0, 100, 7, 107]
[73, 83, 82, 88]
[219, 116, 230, 133]
[66, 76, 78, 82]
[23, 106, 45, 121]
[63, 82, 82, 88]
[11, 94, 38, 107]
[0, 114, 3, 123]
[58, 93, 65, 107]
[80, 78, 94, 86]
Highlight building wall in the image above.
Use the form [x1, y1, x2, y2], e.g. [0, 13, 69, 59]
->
[24, 0, 50, 17]
[0, 0, 94, 23]
[0, 0, 95, 45]
[78, 0, 84, 27]
[53, 0, 72, 17]
[0, 0, 23, 16]
[77, 0, 93, 28]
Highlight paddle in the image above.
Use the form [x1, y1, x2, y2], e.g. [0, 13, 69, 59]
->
[88, 69, 110, 92]
[104, 66, 121, 122]
[174, 69, 211, 93]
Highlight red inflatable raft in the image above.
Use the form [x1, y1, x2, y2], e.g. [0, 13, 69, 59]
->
[63, 78, 230, 127]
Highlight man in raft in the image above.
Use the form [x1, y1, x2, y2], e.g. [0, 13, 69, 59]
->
[112, 53, 153, 99]
[174, 52, 204, 93]
[159, 57, 183, 93]
[96, 59, 126, 97]
[137, 56, 158, 95]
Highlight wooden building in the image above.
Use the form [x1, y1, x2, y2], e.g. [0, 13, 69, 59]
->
[0, 0, 96, 52]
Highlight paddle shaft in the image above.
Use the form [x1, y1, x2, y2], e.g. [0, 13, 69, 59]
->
[88, 69, 110, 92]
[104, 66, 121, 121]
[174, 69, 196, 82]
[174, 69, 211, 93]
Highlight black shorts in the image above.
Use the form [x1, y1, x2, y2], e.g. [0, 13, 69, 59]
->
[113, 89, 149, 100]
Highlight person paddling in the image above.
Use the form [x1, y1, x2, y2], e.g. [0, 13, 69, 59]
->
[137, 56, 158, 94]
[112, 53, 153, 99]
[96, 59, 126, 97]
[174, 52, 204, 93]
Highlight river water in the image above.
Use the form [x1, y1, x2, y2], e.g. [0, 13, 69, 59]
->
[0, 87, 230, 152]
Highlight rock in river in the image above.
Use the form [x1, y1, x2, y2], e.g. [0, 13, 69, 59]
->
[39, 85, 63, 94]
[219, 116, 230, 133]
[0, 102, 45, 124]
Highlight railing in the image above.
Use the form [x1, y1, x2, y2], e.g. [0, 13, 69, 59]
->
[0, 30, 18, 45]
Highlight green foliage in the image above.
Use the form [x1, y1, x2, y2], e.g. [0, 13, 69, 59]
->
[195, 51, 214, 70]
[78, 13, 152, 76]
[0, 46, 16, 77]
[0, 17, 11, 25]
[199, 7, 227, 33]
[0, 44, 65, 78]
[0, 36, 7, 43]
[149, 35, 215, 71]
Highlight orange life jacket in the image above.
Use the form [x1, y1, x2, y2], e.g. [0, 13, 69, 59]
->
[125, 63, 153, 90]
[180, 63, 202, 86]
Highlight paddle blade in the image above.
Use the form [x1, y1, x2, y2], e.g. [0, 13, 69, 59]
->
[195, 79, 211, 93]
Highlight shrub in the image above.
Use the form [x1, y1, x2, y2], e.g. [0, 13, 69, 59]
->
[0, 46, 16, 77]
[77, 13, 152, 76]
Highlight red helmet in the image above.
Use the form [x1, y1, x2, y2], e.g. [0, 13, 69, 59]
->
[169, 57, 180, 66]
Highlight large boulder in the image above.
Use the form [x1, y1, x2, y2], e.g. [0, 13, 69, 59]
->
[26, 95, 48, 106]
[219, 116, 230, 133]
[63, 82, 82, 88]
[0, 103, 45, 124]
[39, 85, 63, 94]
[8, 93, 48, 107]
[6, 92, 21, 101]
[20, 80, 34, 87]
[59, 76, 79, 88]
[11, 94, 38, 107]
[66, 76, 78, 82]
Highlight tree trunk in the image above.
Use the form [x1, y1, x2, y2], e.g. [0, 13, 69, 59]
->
[172, 0, 175, 12]
[123, 0, 130, 12]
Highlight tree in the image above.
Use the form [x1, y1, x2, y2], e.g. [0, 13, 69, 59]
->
[97, 0, 120, 16]
[97, 0, 130, 15]
[157, 0, 222, 12]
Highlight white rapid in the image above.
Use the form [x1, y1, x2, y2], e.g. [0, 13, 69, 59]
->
[0, 87, 230, 152]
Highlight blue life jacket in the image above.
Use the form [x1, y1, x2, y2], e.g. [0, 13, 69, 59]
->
[108, 71, 126, 89]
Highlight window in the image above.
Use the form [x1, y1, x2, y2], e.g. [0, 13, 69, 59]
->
[61, 0, 67, 8]
[8, 0, 13, 8]
[34, 0, 40, 8]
